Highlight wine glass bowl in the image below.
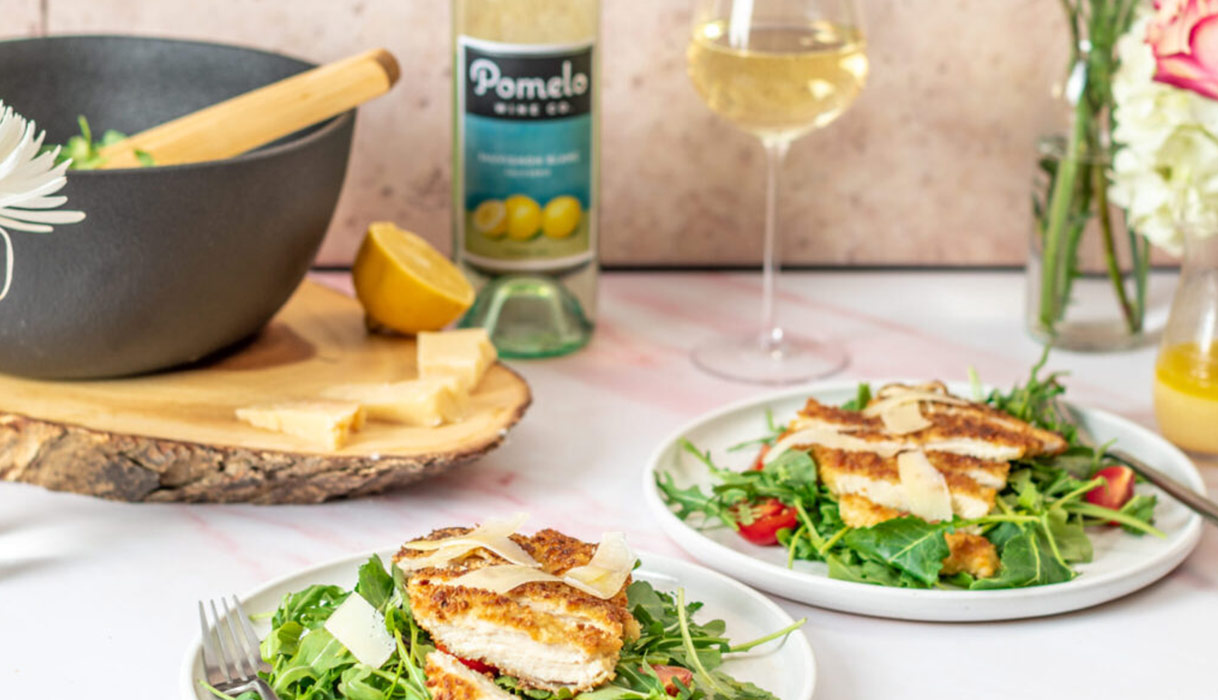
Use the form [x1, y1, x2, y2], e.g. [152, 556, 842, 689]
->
[687, 12, 867, 143]
[686, 0, 867, 384]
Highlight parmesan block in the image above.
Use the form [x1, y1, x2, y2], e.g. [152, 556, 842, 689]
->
[235, 400, 365, 450]
[323, 376, 467, 427]
[323, 593, 395, 668]
[417, 328, 497, 392]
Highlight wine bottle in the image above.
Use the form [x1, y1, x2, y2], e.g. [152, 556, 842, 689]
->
[452, 0, 600, 358]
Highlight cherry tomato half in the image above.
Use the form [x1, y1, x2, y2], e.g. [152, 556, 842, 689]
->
[436, 643, 497, 675]
[732, 498, 799, 546]
[1085, 465, 1136, 523]
[648, 665, 694, 696]
[750, 444, 771, 471]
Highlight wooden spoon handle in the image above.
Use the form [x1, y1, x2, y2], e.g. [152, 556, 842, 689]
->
[97, 48, 399, 169]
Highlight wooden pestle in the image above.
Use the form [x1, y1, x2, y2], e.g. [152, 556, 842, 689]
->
[97, 48, 399, 169]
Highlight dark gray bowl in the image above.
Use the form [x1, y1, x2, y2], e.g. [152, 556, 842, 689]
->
[0, 35, 354, 379]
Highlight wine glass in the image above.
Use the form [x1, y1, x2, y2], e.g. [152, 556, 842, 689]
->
[686, 0, 868, 383]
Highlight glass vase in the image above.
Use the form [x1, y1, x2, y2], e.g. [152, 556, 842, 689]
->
[1153, 229, 1218, 455]
[1025, 133, 1155, 351]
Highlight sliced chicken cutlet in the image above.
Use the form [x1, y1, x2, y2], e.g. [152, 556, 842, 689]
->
[814, 446, 1009, 522]
[778, 383, 1068, 580]
[792, 382, 1067, 461]
[396, 528, 637, 693]
[426, 651, 516, 700]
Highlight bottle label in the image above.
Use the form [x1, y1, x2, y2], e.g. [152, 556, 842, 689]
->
[456, 36, 595, 273]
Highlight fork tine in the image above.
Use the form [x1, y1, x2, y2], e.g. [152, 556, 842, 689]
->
[221, 597, 255, 680]
[233, 597, 266, 673]
[198, 601, 224, 685]
[209, 599, 235, 681]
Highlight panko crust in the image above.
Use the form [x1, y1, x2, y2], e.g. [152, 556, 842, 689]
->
[942, 531, 1000, 579]
[425, 651, 512, 700]
[396, 526, 638, 691]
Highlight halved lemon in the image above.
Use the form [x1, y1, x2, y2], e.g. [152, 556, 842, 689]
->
[352, 222, 474, 334]
[473, 199, 507, 238]
[505, 194, 542, 241]
[542, 195, 582, 239]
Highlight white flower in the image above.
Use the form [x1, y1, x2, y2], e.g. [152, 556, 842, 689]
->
[1110, 13, 1218, 255]
[0, 102, 86, 302]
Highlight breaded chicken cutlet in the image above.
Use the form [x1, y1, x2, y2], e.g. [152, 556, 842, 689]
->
[395, 527, 638, 693]
[773, 382, 1068, 579]
[425, 651, 516, 700]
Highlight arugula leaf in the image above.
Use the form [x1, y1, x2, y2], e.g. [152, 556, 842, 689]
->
[357, 554, 395, 612]
[843, 517, 954, 586]
[271, 584, 348, 630]
[840, 383, 873, 411]
[971, 527, 1076, 589]
[1044, 507, 1093, 564]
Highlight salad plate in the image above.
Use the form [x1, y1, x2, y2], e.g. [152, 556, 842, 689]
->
[180, 549, 816, 699]
[643, 380, 1205, 622]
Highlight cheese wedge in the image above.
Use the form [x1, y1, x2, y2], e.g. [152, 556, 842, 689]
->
[323, 376, 467, 427]
[418, 328, 497, 392]
[235, 400, 365, 450]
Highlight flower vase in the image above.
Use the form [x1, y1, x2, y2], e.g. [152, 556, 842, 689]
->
[1026, 133, 1154, 351]
[1153, 229, 1218, 455]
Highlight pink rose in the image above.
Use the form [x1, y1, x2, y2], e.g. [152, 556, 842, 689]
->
[1148, 0, 1218, 98]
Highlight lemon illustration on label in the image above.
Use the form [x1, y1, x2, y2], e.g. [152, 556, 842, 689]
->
[542, 196, 581, 239]
[505, 195, 542, 241]
[473, 199, 507, 238]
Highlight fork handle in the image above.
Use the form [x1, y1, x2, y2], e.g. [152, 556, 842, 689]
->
[1111, 448, 1218, 526]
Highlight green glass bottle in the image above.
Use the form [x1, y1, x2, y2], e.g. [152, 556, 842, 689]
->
[452, 0, 600, 358]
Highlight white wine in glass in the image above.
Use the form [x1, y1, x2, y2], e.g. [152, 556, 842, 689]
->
[687, 0, 868, 384]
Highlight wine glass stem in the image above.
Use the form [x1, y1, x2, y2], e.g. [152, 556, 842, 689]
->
[760, 137, 791, 352]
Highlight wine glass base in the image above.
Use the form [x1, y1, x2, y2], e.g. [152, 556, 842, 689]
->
[691, 331, 847, 385]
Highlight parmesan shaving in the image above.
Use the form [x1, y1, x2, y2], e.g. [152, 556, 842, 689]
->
[861, 390, 969, 419]
[878, 401, 933, 435]
[445, 565, 562, 594]
[436, 532, 637, 600]
[897, 451, 953, 522]
[399, 513, 540, 568]
[563, 532, 635, 599]
[764, 426, 904, 465]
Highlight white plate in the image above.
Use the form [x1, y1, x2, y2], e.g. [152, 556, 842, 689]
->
[181, 550, 815, 700]
[643, 381, 1206, 622]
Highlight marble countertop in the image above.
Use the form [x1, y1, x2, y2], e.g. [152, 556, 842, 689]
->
[2, 270, 1214, 699]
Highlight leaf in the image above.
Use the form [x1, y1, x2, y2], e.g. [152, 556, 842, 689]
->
[271, 584, 348, 629]
[1119, 493, 1158, 535]
[337, 666, 386, 700]
[1045, 507, 1093, 564]
[843, 517, 953, 586]
[762, 449, 817, 488]
[971, 527, 1075, 589]
[260, 620, 304, 661]
[840, 383, 873, 411]
[357, 554, 394, 612]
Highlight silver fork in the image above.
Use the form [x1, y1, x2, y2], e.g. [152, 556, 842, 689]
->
[199, 596, 280, 700]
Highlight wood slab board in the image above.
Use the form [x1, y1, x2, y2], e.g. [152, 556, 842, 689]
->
[0, 281, 531, 503]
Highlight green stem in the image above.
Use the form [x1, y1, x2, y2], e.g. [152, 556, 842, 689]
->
[676, 589, 731, 696]
[1093, 160, 1139, 332]
[1039, 95, 1092, 330]
[728, 618, 807, 653]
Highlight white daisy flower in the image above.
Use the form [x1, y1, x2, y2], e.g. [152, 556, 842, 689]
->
[0, 101, 87, 301]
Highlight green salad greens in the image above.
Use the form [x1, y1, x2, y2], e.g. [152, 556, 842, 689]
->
[202, 554, 800, 700]
[41, 115, 154, 170]
[656, 358, 1163, 590]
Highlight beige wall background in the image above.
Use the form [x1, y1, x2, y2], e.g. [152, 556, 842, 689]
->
[2, 0, 1070, 267]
